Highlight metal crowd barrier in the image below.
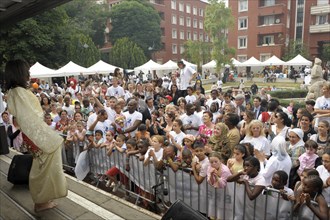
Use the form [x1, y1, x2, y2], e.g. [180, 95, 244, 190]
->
[62, 146, 320, 220]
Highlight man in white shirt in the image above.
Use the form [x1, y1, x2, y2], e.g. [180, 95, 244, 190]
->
[121, 100, 142, 138]
[206, 89, 222, 109]
[106, 77, 125, 98]
[88, 109, 112, 138]
[62, 96, 75, 118]
[177, 61, 197, 97]
[180, 103, 202, 136]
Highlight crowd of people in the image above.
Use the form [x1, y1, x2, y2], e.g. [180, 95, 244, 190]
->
[1, 60, 330, 218]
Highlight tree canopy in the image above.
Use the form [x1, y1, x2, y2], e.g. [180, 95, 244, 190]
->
[282, 40, 310, 61]
[183, 41, 212, 70]
[109, 0, 161, 57]
[109, 37, 147, 69]
[204, 0, 235, 71]
[0, 0, 106, 68]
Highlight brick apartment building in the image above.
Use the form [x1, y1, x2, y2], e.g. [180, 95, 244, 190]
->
[104, 0, 210, 64]
[228, 0, 330, 63]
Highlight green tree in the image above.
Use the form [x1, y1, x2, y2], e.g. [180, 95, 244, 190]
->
[109, 0, 161, 57]
[183, 40, 212, 69]
[321, 43, 330, 63]
[282, 40, 310, 61]
[204, 0, 235, 71]
[109, 37, 147, 69]
[67, 33, 101, 67]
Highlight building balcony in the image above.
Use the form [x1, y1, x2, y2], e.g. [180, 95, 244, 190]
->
[311, 4, 330, 15]
[310, 23, 330, 33]
[258, 4, 285, 16]
[257, 23, 285, 35]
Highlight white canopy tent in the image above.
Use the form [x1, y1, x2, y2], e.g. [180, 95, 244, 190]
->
[231, 58, 242, 67]
[202, 60, 217, 69]
[285, 54, 312, 66]
[238, 56, 263, 67]
[55, 61, 88, 77]
[29, 62, 57, 78]
[262, 55, 286, 66]
[181, 59, 197, 69]
[160, 60, 178, 70]
[134, 59, 164, 72]
[85, 60, 121, 75]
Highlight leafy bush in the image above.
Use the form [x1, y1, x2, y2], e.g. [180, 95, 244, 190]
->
[279, 99, 305, 108]
[268, 89, 307, 99]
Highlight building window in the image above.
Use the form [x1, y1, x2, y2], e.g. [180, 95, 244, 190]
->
[180, 31, 185, 39]
[317, 15, 328, 25]
[239, 0, 248, 12]
[199, 8, 204, 17]
[264, 0, 275, 6]
[187, 31, 191, 40]
[199, 33, 204, 41]
[296, 26, 303, 40]
[193, 32, 198, 41]
[193, 7, 197, 15]
[317, 0, 328, 5]
[179, 2, 184, 12]
[199, 20, 203, 29]
[263, 35, 274, 45]
[172, 15, 177, 24]
[205, 34, 209, 42]
[179, 16, 184, 25]
[297, 8, 304, 23]
[187, 17, 191, 27]
[238, 17, 248, 29]
[186, 4, 191, 13]
[193, 19, 198, 28]
[263, 15, 275, 25]
[172, 29, 177, 39]
[238, 36, 247, 48]
[171, 0, 176, 10]
[172, 44, 177, 54]
[260, 54, 271, 62]
[180, 45, 185, 54]
[237, 55, 247, 62]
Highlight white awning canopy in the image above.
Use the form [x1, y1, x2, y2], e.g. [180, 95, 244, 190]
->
[29, 62, 57, 78]
[134, 59, 164, 72]
[55, 61, 88, 76]
[238, 57, 262, 67]
[285, 54, 312, 66]
[86, 60, 121, 75]
[262, 55, 286, 66]
[160, 60, 178, 70]
[202, 60, 216, 69]
[231, 58, 242, 67]
[181, 59, 197, 69]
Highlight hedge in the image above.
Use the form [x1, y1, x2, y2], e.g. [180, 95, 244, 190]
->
[279, 99, 305, 108]
[268, 89, 308, 99]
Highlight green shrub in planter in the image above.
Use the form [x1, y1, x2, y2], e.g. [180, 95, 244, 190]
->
[279, 99, 305, 108]
[268, 89, 307, 99]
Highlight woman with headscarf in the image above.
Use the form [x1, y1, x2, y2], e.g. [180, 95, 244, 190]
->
[287, 128, 305, 189]
[255, 136, 292, 185]
[206, 122, 231, 164]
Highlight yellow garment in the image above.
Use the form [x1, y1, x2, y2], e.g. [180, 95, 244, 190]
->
[7, 87, 67, 203]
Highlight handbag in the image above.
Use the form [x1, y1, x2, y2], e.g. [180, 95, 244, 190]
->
[0, 125, 9, 155]
[7, 154, 33, 185]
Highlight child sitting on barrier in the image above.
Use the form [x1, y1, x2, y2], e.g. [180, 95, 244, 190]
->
[191, 141, 209, 184]
[207, 152, 232, 188]
[227, 156, 267, 200]
[227, 144, 247, 174]
[144, 135, 164, 168]
[293, 175, 329, 220]
[105, 134, 127, 192]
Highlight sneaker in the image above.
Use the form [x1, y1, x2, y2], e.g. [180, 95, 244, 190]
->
[105, 180, 111, 188]
[112, 183, 121, 192]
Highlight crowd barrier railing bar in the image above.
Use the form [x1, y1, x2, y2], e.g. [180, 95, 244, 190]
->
[62, 147, 320, 220]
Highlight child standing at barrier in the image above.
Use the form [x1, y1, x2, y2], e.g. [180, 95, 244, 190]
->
[270, 170, 294, 198]
[297, 140, 318, 175]
[87, 130, 104, 148]
[207, 152, 231, 188]
[227, 156, 266, 200]
[137, 138, 148, 161]
[102, 131, 114, 148]
[135, 124, 150, 141]
[227, 144, 247, 174]
[76, 121, 86, 153]
[168, 118, 185, 155]
[105, 134, 127, 192]
[294, 175, 329, 220]
[192, 142, 209, 184]
[144, 135, 164, 168]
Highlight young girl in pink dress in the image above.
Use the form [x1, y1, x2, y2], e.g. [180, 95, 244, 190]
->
[207, 152, 232, 188]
